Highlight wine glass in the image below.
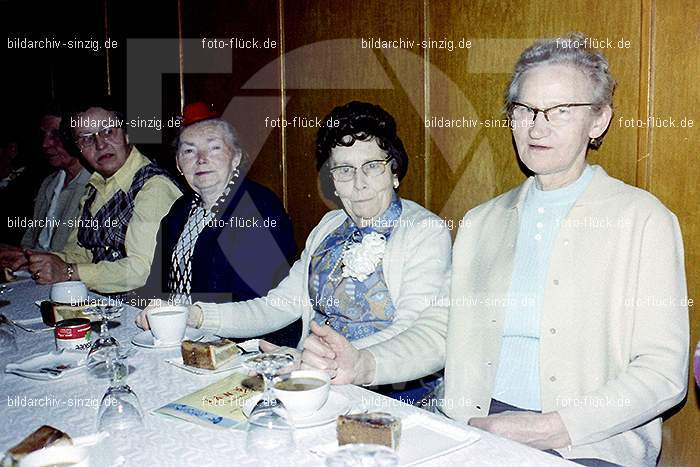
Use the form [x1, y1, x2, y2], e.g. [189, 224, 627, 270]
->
[85, 302, 123, 379]
[96, 347, 144, 434]
[325, 444, 399, 467]
[242, 353, 296, 454]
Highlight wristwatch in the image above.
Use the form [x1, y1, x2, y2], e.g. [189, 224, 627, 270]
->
[66, 263, 75, 281]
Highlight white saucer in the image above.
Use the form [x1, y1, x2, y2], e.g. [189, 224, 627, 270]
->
[131, 328, 205, 349]
[243, 390, 351, 428]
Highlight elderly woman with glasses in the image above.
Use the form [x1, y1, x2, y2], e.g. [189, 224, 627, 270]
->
[145, 101, 450, 394]
[442, 34, 688, 466]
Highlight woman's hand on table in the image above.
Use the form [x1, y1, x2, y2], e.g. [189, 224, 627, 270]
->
[301, 321, 376, 385]
[468, 410, 571, 450]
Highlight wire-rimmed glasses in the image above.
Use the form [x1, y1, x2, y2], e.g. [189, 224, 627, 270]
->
[510, 102, 595, 127]
[330, 159, 392, 182]
[75, 126, 121, 150]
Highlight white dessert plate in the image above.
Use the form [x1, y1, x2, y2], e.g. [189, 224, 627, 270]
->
[5, 350, 87, 380]
[243, 390, 351, 428]
[165, 339, 260, 375]
[131, 328, 205, 349]
[311, 414, 480, 465]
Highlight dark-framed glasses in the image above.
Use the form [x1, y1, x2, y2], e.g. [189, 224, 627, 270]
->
[75, 126, 120, 150]
[330, 159, 392, 182]
[510, 102, 595, 127]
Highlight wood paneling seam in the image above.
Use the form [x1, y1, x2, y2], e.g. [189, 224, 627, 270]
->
[424, 0, 430, 207]
[279, 0, 288, 210]
[177, 0, 185, 113]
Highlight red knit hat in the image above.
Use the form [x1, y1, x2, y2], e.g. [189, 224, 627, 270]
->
[182, 102, 220, 126]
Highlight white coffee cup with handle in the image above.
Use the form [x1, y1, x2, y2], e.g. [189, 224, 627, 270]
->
[146, 305, 188, 346]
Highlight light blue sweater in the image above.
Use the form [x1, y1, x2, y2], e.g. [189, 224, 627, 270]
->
[493, 165, 594, 410]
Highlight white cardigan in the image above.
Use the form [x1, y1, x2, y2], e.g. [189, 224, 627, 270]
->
[197, 198, 452, 358]
[443, 166, 688, 466]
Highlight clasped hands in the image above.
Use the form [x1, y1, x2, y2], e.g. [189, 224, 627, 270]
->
[468, 410, 571, 451]
[261, 321, 377, 386]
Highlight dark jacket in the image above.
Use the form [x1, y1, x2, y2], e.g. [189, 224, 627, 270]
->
[141, 178, 301, 347]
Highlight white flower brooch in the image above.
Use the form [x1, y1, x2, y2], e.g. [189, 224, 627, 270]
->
[341, 232, 387, 281]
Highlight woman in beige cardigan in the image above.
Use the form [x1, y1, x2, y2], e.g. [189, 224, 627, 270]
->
[446, 34, 689, 466]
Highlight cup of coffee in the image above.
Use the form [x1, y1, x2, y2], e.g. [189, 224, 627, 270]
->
[273, 369, 331, 418]
[50, 281, 88, 305]
[146, 305, 188, 346]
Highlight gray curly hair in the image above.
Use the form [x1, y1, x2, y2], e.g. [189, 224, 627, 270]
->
[505, 32, 616, 149]
[177, 118, 251, 171]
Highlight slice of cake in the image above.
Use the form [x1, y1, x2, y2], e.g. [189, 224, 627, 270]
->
[39, 301, 96, 326]
[337, 412, 402, 449]
[2, 425, 72, 466]
[181, 338, 240, 370]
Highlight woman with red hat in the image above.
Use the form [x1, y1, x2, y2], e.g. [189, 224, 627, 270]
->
[137, 102, 301, 347]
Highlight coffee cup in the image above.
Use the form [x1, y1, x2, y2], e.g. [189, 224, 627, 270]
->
[146, 305, 188, 346]
[50, 281, 88, 305]
[272, 369, 331, 418]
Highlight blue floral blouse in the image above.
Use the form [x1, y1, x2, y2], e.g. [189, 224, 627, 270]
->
[309, 195, 403, 341]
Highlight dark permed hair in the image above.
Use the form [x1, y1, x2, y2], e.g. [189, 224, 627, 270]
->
[315, 101, 409, 183]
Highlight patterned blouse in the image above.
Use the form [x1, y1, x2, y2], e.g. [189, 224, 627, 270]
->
[309, 194, 402, 341]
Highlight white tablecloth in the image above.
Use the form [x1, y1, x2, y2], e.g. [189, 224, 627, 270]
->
[0, 279, 573, 466]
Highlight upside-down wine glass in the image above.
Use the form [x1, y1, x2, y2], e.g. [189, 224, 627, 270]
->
[242, 353, 296, 455]
[85, 302, 123, 379]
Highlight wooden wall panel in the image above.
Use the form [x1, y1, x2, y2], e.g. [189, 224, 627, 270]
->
[283, 0, 426, 249]
[650, 1, 700, 465]
[182, 0, 284, 199]
[427, 0, 642, 228]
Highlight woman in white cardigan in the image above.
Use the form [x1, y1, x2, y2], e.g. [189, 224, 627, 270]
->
[447, 34, 688, 466]
[137, 101, 450, 395]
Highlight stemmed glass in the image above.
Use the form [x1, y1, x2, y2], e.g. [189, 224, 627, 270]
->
[96, 347, 144, 433]
[85, 302, 123, 379]
[242, 353, 296, 454]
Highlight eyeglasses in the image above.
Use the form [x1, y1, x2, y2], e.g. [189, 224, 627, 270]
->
[329, 159, 392, 182]
[510, 102, 595, 127]
[75, 126, 120, 150]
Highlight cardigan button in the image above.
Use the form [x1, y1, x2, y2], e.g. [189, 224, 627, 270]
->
[550, 328, 557, 334]
[486, 361, 492, 366]
[553, 279, 559, 285]
[550, 376, 557, 382]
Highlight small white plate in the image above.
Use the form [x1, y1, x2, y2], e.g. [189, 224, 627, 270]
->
[131, 328, 205, 349]
[5, 350, 87, 380]
[311, 413, 480, 465]
[243, 390, 351, 428]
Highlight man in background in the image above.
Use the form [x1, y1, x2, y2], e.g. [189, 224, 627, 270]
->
[0, 108, 91, 272]
[26, 101, 181, 300]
